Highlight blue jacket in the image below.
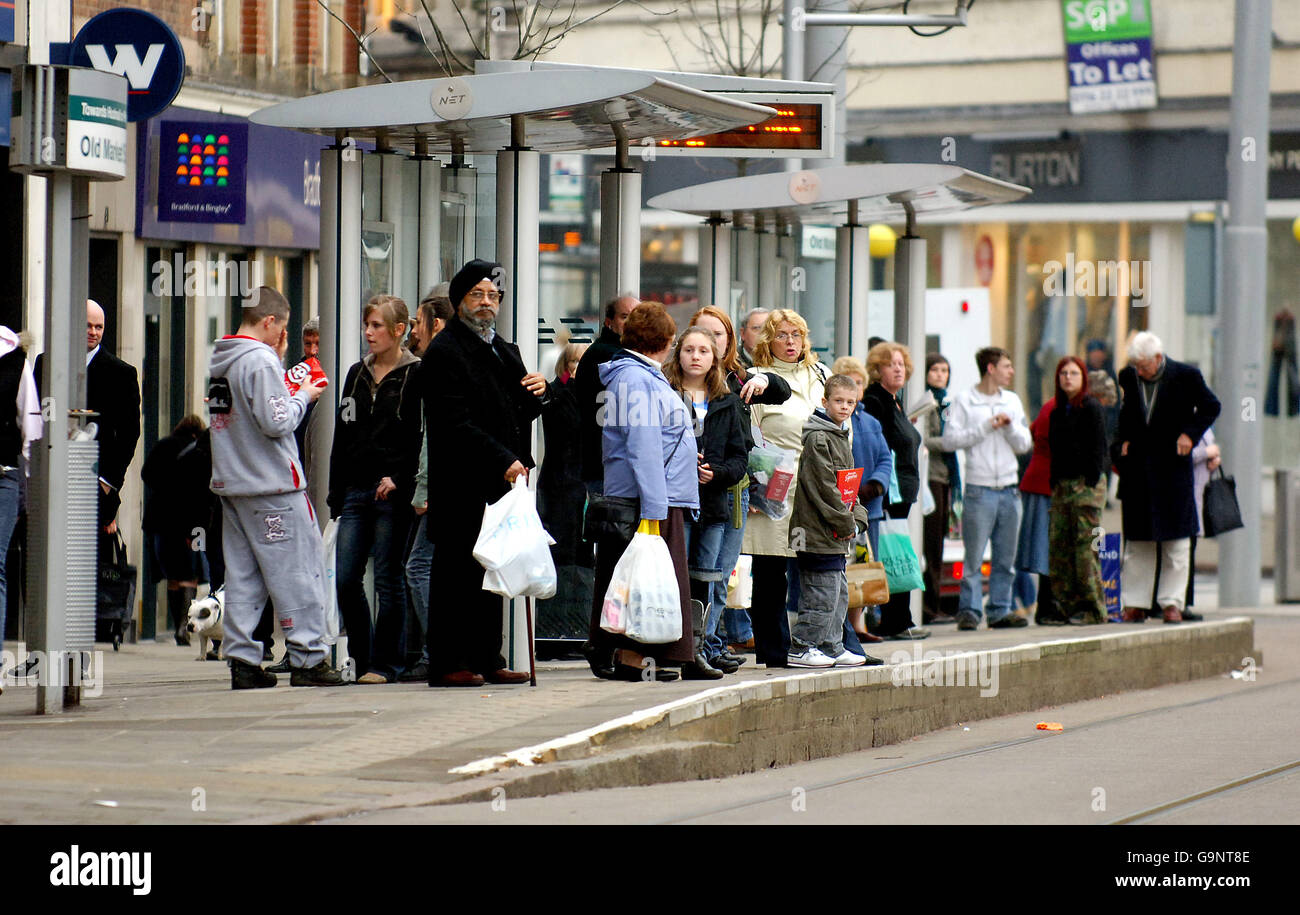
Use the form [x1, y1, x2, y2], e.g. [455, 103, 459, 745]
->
[598, 354, 700, 520]
[851, 404, 894, 521]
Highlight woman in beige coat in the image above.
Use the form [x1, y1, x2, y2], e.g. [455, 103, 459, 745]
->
[742, 309, 828, 667]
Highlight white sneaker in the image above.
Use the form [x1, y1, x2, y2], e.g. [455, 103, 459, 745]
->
[787, 648, 835, 668]
[833, 650, 867, 667]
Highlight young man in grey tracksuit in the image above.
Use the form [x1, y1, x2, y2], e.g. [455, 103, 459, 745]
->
[208, 286, 344, 689]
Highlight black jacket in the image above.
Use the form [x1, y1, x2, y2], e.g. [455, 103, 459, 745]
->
[688, 391, 750, 525]
[328, 351, 423, 517]
[538, 376, 591, 567]
[422, 318, 544, 547]
[36, 347, 141, 521]
[728, 367, 791, 451]
[1114, 358, 1220, 541]
[575, 324, 624, 483]
[1049, 395, 1108, 488]
[862, 382, 921, 516]
[142, 431, 211, 536]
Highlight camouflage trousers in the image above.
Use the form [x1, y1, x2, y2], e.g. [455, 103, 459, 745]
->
[1049, 479, 1108, 622]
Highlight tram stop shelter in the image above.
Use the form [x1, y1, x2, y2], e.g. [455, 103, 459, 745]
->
[648, 163, 1032, 406]
[250, 63, 835, 668]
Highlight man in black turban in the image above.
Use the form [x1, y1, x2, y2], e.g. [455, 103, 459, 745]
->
[420, 260, 549, 686]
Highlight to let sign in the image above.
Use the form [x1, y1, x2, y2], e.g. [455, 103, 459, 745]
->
[1060, 0, 1157, 115]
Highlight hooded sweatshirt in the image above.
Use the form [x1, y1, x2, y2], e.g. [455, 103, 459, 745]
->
[598, 352, 699, 521]
[208, 335, 311, 497]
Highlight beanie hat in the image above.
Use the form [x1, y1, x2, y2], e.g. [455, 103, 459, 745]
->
[449, 259, 504, 310]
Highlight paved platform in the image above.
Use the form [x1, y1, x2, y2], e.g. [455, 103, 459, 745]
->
[0, 607, 1271, 825]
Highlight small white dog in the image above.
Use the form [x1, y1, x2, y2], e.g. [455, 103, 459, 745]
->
[186, 588, 225, 661]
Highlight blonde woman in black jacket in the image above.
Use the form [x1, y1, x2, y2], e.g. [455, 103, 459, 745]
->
[328, 295, 423, 684]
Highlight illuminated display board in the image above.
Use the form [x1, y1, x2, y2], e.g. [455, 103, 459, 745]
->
[655, 102, 823, 153]
[595, 92, 833, 159]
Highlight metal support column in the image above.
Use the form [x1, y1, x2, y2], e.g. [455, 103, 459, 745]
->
[834, 201, 868, 358]
[804, 0, 848, 168]
[697, 214, 732, 310]
[31, 172, 95, 713]
[894, 208, 927, 629]
[311, 143, 362, 525]
[416, 151, 444, 297]
[782, 0, 805, 173]
[775, 219, 797, 311]
[496, 116, 540, 670]
[1219, 0, 1271, 610]
[599, 136, 642, 305]
[733, 212, 757, 321]
[756, 215, 778, 312]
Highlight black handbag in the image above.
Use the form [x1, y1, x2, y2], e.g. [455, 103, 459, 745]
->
[582, 493, 639, 542]
[96, 531, 137, 650]
[1202, 467, 1244, 537]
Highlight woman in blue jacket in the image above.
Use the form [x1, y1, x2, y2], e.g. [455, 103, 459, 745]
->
[833, 356, 893, 646]
[585, 303, 701, 682]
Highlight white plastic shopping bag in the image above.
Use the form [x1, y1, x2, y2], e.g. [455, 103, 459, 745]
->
[321, 518, 340, 645]
[725, 554, 753, 609]
[473, 477, 557, 599]
[600, 520, 682, 644]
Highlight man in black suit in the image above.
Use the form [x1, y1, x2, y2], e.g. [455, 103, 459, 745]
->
[574, 294, 637, 490]
[421, 260, 548, 687]
[35, 300, 142, 534]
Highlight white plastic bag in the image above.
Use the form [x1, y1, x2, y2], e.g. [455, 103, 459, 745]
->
[725, 554, 753, 609]
[321, 518, 340, 645]
[473, 477, 557, 599]
[600, 520, 682, 644]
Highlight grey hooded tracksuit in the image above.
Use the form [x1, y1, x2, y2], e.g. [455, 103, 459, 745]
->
[208, 335, 328, 668]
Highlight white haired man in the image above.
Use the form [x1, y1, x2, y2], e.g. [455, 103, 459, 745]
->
[1114, 332, 1220, 624]
[739, 308, 769, 368]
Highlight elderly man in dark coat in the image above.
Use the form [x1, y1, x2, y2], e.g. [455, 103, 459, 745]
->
[1114, 331, 1220, 624]
[421, 259, 548, 687]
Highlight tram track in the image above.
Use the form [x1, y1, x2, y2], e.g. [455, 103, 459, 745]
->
[653, 674, 1300, 825]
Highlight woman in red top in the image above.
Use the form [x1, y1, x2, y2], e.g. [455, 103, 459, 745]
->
[1014, 392, 1062, 624]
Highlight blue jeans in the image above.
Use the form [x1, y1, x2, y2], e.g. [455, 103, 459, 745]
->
[336, 487, 411, 679]
[0, 472, 19, 649]
[685, 517, 728, 659]
[717, 487, 753, 646]
[404, 512, 434, 666]
[959, 484, 1022, 623]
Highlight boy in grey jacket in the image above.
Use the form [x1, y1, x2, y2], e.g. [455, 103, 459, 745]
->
[208, 287, 344, 689]
[788, 374, 873, 669]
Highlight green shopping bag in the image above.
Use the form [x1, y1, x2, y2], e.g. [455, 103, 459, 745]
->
[878, 517, 923, 593]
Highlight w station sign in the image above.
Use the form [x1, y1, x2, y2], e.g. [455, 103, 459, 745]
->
[66, 7, 185, 122]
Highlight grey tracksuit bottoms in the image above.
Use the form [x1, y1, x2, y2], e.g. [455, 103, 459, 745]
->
[791, 562, 849, 658]
[219, 492, 329, 667]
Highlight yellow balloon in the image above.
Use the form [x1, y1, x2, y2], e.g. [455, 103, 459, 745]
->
[1293, 216, 1300, 245]
[868, 223, 897, 259]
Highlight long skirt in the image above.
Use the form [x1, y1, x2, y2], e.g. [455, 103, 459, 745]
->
[587, 507, 693, 664]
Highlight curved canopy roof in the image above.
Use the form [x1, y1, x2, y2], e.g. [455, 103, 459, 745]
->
[249, 69, 776, 154]
[647, 163, 1031, 223]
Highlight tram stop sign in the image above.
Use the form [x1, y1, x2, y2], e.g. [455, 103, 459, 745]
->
[68, 8, 185, 123]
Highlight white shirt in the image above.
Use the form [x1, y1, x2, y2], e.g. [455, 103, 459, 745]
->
[87, 345, 100, 366]
[941, 385, 1032, 487]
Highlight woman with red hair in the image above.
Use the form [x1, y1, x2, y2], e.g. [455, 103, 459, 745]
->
[1047, 356, 1110, 625]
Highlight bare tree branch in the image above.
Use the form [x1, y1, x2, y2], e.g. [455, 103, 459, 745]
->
[316, 0, 394, 81]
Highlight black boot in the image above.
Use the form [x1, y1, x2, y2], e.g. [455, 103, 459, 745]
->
[168, 588, 192, 646]
[682, 598, 723, 680]
[1034, 576, 1067, 625]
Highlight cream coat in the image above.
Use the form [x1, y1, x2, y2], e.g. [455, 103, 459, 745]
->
[742, 357, 827, 557]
